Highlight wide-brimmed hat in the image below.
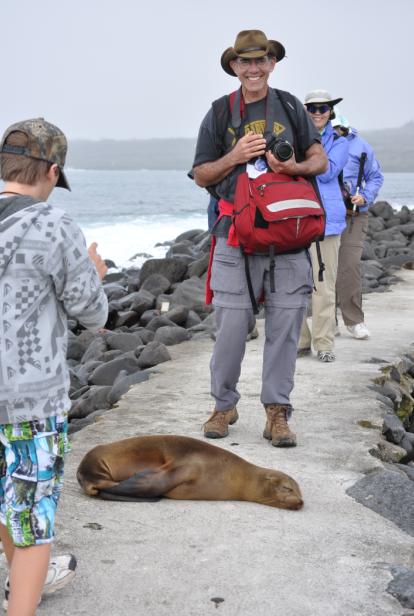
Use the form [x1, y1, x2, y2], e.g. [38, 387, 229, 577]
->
[221, 30, 285, 77]
[304, 90, 343, 107]
[0, 117, 71, 190]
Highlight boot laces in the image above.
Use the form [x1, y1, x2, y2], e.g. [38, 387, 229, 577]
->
[266, 405, 289, 429]
[209, 410, 233, 426]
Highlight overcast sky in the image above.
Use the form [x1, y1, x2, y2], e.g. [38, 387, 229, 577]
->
[2, 0, 412, 140]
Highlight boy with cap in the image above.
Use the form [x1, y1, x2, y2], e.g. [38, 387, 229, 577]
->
[0, 118, 108, 614]
[192, 30, 327, 447]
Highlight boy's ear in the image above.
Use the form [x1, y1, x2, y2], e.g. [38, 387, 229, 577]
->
[48, 163, 60, 183]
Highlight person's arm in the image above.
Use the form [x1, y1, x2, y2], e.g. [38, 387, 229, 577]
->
[265, 142, 328, 176]
[88, 242, 108, 280]
[360, 155, 384, 205]
[265, 95, 328, 176]
[48, 214, 108, 330]
[193, 132, 267, 187]
[316, 136, 349, 183]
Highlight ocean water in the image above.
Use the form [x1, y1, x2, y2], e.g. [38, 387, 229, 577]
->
[51, 169, 207, 268]
[2, 170, 414, 268]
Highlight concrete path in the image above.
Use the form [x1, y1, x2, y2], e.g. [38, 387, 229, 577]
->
[15, 271, 414, 615]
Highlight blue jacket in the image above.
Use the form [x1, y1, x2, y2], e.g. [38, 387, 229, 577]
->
[342, 128, 384, 212]
[316, 122, 349, 236]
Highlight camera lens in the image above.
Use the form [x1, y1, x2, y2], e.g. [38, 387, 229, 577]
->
[272, 140, 293, 162]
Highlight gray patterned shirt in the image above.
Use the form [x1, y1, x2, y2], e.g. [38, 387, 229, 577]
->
[0, 196, 108, 424]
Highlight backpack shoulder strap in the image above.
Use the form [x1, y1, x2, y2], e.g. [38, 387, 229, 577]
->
[273, 88, 306, 161]
[211, 89, 243, 151]
[211, 93, 230, 146]
[332, 132, 346, 187]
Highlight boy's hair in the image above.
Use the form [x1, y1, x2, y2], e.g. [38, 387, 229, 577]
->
[0, 130, 52, 186]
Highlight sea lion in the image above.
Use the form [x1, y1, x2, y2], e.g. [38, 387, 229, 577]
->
[76, 434, 303, 510]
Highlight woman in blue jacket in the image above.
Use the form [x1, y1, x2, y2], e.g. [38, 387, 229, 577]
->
[333, 115, 384, 340]
[298, 90, 349, 362]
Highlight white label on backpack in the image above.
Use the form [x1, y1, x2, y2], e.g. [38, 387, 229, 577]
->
[266, 199, 320, 212]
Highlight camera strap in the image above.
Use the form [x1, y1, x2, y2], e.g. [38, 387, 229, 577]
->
[229, 87, 277, 142]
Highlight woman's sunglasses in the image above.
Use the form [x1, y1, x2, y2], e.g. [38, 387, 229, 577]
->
[306, 104, 331, 114]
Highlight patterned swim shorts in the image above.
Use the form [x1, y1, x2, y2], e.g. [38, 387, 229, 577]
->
[0, 415, 70, 547]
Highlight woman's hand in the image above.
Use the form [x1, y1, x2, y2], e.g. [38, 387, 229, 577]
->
[351, 194, 365, 206]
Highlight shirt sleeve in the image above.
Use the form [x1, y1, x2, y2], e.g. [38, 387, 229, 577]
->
[192, 108, 222, 168]
[47, 213, 108, 330]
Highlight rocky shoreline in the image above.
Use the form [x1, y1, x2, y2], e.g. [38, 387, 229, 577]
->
[67, 200, 414, 436]
[347, 353, 414, 610]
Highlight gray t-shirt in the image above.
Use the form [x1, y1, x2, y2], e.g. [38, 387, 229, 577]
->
[193, 89, 320, 209]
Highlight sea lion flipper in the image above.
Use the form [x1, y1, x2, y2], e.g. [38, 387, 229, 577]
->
[98, 467, 179, 501]
[99, 491, 161, 503]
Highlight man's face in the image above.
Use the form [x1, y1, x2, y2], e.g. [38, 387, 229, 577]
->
[230, 55, 276, 98]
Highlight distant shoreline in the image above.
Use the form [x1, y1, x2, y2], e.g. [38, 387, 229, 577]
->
[66, 123, 414, 173]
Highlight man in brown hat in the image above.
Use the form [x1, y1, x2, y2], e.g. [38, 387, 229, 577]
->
[192, 30, 327, 447]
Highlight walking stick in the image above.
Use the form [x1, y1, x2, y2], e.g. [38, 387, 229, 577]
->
[349, 152, 367, 232]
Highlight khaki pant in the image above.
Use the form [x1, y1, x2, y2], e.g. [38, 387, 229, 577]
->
[299, 234, 341, 352]
[336, 213, 368, 326]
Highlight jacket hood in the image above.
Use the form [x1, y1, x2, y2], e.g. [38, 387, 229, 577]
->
[346, 126, 358, 139]
[0, 195, 46, 278]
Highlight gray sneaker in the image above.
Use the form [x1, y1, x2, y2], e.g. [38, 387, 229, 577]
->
[317, 350, 335, 363]
[3, 553, 77, 611]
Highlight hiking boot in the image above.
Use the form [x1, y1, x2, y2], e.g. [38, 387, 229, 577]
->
[203, 407, 239, 439]
[263, 404, 297, 447]
[3, 553, 77, 611]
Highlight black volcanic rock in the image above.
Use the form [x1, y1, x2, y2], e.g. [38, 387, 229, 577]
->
[139, 258, 188, 285]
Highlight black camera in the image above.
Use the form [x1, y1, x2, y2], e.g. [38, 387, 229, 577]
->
[265, 136, 294, 162]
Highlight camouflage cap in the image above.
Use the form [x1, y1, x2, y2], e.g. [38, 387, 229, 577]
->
[0, 117, 71, 190]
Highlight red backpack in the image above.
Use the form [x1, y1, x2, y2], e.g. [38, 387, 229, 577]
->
[233, 170, 325, 255]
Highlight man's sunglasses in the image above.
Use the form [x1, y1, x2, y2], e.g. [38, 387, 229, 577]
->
[306, 103, 331, 114]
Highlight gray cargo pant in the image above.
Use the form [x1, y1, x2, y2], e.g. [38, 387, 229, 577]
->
[210, 238, 313, 412]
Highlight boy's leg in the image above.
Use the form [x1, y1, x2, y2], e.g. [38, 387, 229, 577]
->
[7, 543, 50, 616]
[0, 417, 74, 612]
[0, 522, 14, 566]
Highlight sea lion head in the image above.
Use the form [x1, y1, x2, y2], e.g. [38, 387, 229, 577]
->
[259, 470, 303, 510]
